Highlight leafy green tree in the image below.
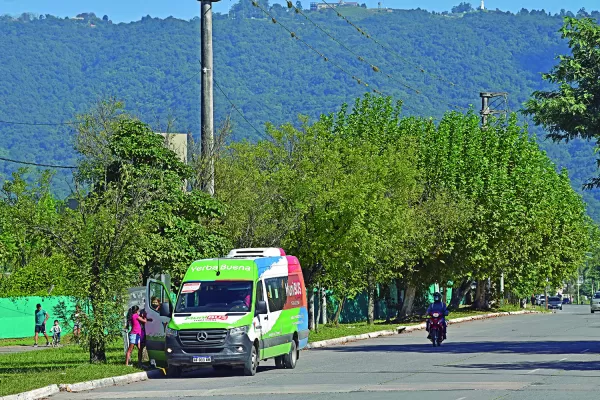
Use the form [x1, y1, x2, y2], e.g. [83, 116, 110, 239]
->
[75, 100, 230, 287]
[0, 170, 69, 296]
[524, 17, 600, 187]
[452, 2, 473, 13]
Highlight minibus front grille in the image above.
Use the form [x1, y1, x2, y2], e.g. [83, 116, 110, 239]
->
[178, 329, 228, 349]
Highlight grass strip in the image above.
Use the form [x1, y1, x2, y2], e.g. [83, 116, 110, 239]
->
[0, 342, 139, 397]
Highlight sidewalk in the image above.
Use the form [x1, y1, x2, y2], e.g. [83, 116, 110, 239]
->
[0, 345, 52, 354]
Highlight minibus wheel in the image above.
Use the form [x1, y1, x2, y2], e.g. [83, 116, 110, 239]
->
[275, 355, 284, 368]
[283, 340, 298, 369]
[167, 365, 182, 378]
[243, 345, 258, 376]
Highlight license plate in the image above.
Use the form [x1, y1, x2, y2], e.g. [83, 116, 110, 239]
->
[192, 356, 211, 363]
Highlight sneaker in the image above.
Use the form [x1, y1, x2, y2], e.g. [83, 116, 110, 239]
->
[45, 342, 50, 347]
[33, 344, 38, 348]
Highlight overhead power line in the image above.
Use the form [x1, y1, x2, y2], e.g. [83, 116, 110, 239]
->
[285, 1, 421, 96]
[252, 1, 384, 95]
[0, 156, 76, 169]
[319, 0, 461, 91]
[0, 119, 78, 126]
[213, 77, 267, 140]
[289, 1, 468, 112]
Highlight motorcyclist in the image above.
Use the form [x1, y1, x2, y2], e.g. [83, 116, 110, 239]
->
[426, 292, 449, 339]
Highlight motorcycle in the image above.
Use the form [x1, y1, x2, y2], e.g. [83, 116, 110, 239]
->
[427, 312, 444, 347]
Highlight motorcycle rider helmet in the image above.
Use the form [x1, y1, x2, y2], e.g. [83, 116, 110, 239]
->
[433, 292, 442, 303]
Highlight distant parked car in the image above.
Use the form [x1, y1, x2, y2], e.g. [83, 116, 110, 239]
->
[591, 292, 600, 313]
[548, 296, 562, 310]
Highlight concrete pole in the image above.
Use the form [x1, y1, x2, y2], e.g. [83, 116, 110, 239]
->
[200, 0, 216, 196]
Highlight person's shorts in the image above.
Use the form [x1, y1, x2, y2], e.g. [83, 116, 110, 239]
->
[35, 324, 46, 334]
[129, 334, 141, 346]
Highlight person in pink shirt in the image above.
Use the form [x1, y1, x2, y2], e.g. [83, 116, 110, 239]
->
[125, 305, 147, 366]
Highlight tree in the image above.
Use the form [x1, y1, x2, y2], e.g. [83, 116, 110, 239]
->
[31, 100, 230, 362]
[452, 2, 473, 13]
[75, 101, 230, 287]
[524, 17, 600, 187]
[0, 170, 69, 296]
[102, 15, 109, 22]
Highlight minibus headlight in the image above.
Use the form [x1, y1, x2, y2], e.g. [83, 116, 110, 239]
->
[229, 325, 249, 335]
[166, 328, 178, 338]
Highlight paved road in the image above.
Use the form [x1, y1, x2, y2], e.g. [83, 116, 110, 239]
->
[52, 305, 600, 399]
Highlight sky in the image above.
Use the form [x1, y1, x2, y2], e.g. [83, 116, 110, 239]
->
[0, 0, 598, 23]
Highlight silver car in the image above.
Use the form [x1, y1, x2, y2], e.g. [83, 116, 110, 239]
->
[591, 292, 600, 313]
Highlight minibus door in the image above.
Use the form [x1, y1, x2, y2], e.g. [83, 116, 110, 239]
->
[145, 279, 173, 367]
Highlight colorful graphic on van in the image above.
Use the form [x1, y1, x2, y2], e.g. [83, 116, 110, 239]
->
[254, 256, 309, 349]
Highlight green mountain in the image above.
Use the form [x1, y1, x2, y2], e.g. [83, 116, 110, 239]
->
[1, 5, 600, 219]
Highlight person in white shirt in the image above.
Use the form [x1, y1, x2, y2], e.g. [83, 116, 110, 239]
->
[50, 320, 62, 347]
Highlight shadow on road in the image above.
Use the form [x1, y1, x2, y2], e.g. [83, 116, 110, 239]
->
[151, 365, 279, 379]
[454, 360, 600, 372]
[323, 340, 600, 355]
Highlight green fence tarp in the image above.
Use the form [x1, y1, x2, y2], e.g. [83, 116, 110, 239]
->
[0, 296, 77, 339]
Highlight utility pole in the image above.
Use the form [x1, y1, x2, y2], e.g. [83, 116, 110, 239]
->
[480, 92, 508, 126]
[199, 0, 220, 196]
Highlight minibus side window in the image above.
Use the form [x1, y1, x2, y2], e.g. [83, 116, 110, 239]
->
[265, 277, 288, 312]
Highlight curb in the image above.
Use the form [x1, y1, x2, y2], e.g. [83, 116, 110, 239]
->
[305, 309, 540, 350]
[0, 384, 59, 400]
[59, 369, 164, 393]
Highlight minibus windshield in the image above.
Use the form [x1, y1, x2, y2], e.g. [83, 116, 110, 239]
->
[175, 281, 253, 313]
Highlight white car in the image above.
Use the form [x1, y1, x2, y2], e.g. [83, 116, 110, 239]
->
[591, 292, 600, 313]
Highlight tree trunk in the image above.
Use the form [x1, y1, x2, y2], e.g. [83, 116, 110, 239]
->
[450, 279, 472, 309]
[315, 286, 322, 332]
[89, 332, 106, 363]
[395, 279, 403, 320]
[321, 286, 327, 325]
[89, 260, 106, 363]
[367, 278, 375, 325]
[473, 279, 489, 309]
[333, 296, 346, 326]
[399, 285, 416, 318]
[308, 289, 315, 330]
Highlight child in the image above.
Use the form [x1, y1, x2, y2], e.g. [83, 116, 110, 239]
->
[50, 320, 62, 347]
[125, 305, 147, 366]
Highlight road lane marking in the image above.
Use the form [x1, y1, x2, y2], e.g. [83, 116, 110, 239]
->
[527, 368, 540, 374]
[455, 397, 467, 400]
[559, 358, 568, 361]
[581, 349, 590, 353]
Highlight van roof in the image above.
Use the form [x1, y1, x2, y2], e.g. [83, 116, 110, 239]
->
[226, 248, 286, 259]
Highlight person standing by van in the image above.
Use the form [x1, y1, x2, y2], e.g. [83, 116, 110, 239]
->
[125, 306, 147, 366]
[34, 304, 50, 347]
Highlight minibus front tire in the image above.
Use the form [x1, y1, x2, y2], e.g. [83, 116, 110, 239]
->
[243, 345, 258, 376]
[167, 365, 182, 378]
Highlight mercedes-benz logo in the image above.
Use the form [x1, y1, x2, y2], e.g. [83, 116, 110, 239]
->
[196, 331, 208, 342]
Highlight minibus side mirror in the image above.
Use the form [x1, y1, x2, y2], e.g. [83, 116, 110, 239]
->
[159, 302, 172, 317]
[255, 300, 268, 315]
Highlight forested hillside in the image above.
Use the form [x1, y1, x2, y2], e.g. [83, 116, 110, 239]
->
[1, 3, 600, 218]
